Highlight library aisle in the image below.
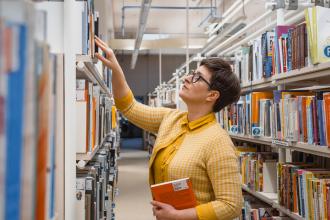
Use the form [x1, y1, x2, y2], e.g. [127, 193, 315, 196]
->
[116, 150, 154, 220]
[2, 0, 330, 220]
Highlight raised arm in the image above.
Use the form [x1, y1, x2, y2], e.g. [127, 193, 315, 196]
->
[95, 37, 172, 133]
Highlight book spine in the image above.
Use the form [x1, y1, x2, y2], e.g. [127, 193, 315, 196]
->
[5, 24, 27, 220]
[312, 97, 320, 145]
[317, 100, 326, 146]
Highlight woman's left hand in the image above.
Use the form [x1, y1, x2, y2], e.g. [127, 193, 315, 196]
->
[151, 201, 178, 220]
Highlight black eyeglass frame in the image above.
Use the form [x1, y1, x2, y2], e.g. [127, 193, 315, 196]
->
[188, 70, 212, 88]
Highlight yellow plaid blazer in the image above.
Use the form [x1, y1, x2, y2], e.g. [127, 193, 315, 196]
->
[115, 91, 243, 220]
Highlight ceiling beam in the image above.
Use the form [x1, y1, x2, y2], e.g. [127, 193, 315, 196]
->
[131, 0, 152, 69]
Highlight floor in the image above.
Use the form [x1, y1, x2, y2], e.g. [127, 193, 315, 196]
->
[115, 149, 155, 220]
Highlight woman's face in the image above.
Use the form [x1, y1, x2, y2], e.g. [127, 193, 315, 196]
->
[179, 65, 212, 105]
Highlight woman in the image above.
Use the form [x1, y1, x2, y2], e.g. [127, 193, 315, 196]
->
[95, 36, 243, 220]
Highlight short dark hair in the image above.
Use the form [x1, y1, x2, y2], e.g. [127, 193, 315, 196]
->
[200, 58, 241, 112]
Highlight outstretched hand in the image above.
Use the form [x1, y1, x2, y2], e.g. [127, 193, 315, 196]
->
[94, 36, 119, 70]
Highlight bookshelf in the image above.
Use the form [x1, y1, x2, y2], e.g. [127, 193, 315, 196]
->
[230, 134, 330, 158]
[242, 185, 305, 220]
[240, 61, 330, 94]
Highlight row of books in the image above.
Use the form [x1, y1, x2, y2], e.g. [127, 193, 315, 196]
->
[218, 91, 330, 147]
[76, 137, 119, 220]
[81, 0, 99, 57]
[236, 146, 330, 220]
[0, 17, 64, 220]
[76, 79, 116, 153]
[233, 6, 330, 84]
[277, 163, 330, 220]
[237, 148, 278, 193]
[238, 194, 289, 220]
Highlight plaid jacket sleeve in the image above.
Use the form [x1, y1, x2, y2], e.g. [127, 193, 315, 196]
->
[114, 90, 172, 134]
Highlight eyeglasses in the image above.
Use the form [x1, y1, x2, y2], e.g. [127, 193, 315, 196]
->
[188, 70, 212, 88]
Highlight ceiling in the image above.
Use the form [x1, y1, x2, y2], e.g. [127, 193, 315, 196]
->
[103, 0, 268, 55]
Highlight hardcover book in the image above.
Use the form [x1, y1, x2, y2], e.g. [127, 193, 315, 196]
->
[151, 178, 197, 210]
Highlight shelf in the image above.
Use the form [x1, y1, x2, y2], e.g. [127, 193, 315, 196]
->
[161, 102, 177, 108]
[273, 141, 330, 158]
[76, 55, 112, 98]
[272, 203, 304, 220]
[76, 144, 100, 161]
[242, 185, 277, 205]
[242, 185, 304, 220]
[76, 54, 98, 64]
[230, 134, 330, 158]
[274, 62, 330, 85]
[230, 134, 272, 146]
[76, 133, 111, 162]
[240, 62, 330, 94]
[241, 78, 275, 94]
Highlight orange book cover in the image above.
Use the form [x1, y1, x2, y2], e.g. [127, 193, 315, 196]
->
[324, 93, 330, 147]
[251, 92, 273, 127]
[301, 96, 308, 143]
[36, 46, 50, 220]
[151, 178, 197, 210]
[85, 89, 90, 152]
[92, 97, 96, 150]
[111, 106, 117, 129]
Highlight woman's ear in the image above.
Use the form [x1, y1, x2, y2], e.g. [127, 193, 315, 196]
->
[206, 90, 220, 102]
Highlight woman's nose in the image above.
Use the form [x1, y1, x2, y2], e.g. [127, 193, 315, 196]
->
[184, 74, 192, 84]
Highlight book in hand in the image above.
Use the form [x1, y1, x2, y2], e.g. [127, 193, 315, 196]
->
[150, 178, 197, 210]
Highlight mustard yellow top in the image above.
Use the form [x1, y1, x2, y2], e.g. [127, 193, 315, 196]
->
[115, 90, 243, 220]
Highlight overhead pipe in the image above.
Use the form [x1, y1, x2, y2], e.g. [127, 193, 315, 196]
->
[201, 15, 248, 54]
[219, 10, 305, 56]
[203, 2, 311, 56]
[131, 0, 152, 69]
[209, 0, 252, 36]
[205, 9, 275, 56]
[186, 0, 190, 74]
